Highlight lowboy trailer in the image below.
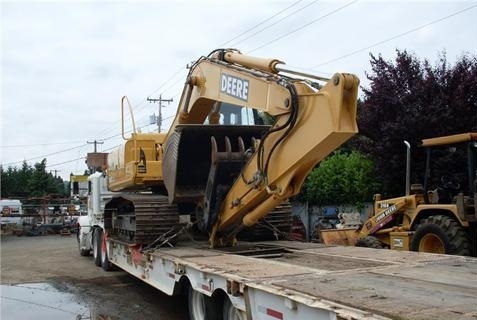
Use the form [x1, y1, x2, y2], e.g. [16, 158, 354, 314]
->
[79, 173, 477, 319]
[103, 237, 477, 320]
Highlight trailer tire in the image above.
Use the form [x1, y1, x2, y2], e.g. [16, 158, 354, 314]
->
[356, 236, 383, 249]
[411, 215, 470, 255]
[223, 297, 246, 320]
[188, 286, 221, 320]
[93, 228, 103, 267]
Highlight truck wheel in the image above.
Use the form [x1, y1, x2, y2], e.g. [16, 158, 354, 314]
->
[101, 232, 113, 271]
[188, 286, 221, 320]
[223, 298, 246, 320]
[356, 236, 383, 249]
[411, 215, 470, 256]
[93, 228, 103, 267]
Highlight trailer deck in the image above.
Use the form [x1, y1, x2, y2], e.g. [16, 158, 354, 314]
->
[109, 239, 477, 319]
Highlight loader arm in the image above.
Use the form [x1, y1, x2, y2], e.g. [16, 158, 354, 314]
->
[358, 198, 409, 239]
[161, 49, 359, 246]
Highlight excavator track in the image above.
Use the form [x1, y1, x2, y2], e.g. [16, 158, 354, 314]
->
[237, 202, 293, 241]
[107, 194, 179, 245]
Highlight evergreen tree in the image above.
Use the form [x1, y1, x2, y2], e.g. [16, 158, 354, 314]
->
[1, 159, 67, 198]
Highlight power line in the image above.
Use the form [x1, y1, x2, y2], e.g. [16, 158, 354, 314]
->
[112, 0, 320, 138]
[0, 140, 85, 148]
[230, 0, 320, 48]
[157, 72, 188, 99]
[89, 1, 323, 142]
[248, 0, 358, 54]
[45, 144, 120, 168]
[130, 66, 185, 115]
[90, 66, 187, 141]
[311, 2, 477, 68]
[1, 143, 89, 167]
[219, 0, 306, 47]
[45, 156, 86, 168]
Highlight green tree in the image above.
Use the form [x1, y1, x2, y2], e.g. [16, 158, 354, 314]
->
[28, 159, 50, 197]
[303, 150, 379, 208]
[1, 166, 13, 198]
[0, 162, 33, 198]
[27, 159, 65, 196]
[1, 159, 66, 198]
[17, 161, 34, 197]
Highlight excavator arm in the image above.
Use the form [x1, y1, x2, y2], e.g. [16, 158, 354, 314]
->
[161, 49, 359, 246]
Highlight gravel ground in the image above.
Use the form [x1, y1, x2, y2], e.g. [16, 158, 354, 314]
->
[1, 234, 188, 320]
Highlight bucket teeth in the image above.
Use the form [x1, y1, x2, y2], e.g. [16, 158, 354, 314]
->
[210, 135, 248, 163]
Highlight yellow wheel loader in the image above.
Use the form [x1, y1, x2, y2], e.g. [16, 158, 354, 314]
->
[322, 132, 477, 256]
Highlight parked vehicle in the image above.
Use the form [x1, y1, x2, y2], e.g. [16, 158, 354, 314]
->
[0, 199, 23, 227]
[321, 133, 477, 256]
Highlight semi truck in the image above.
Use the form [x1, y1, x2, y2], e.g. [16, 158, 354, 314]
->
[77, 49, 477, 319]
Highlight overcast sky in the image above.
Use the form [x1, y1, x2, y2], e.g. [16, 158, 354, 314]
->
[1, 0, 476, 181]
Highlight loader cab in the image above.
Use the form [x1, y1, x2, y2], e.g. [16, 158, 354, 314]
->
[421, 133, 477, 215]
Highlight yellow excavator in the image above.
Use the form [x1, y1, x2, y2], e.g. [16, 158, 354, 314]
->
[104, 48, 359, 247]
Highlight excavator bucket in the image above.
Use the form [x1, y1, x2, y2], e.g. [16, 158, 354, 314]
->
[162, 124, 269, 205]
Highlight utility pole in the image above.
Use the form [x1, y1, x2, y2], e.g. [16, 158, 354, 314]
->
[51, 169, 61, 178]
[147, 95, 173, 132]
[87, 140, 104, 153]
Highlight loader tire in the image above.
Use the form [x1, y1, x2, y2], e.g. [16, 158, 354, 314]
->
[411, 215, 470, 256]
[356, 236, 383, 249]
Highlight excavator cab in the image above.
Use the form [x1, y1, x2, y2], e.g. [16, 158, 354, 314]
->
[210, 102, 268, 126]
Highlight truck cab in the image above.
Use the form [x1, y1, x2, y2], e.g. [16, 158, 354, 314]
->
[77, 172, 115, 256]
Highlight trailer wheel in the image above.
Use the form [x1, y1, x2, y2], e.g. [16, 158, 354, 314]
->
[188, 286, 221, 320]
[101, 232, 113, 271]
[356, 236, 383, 249]
[93, 228, 103, 267]
[223, 298, 246, 320]
[411, 215, 470, 255]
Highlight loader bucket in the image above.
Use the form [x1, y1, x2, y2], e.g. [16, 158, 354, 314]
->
[320, 228, 359, 246]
